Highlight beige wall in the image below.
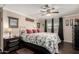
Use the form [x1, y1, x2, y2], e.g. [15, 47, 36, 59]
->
[3, 9, 20, 36]
[38, 20, 45, 32]
[3, 9, 37, 36]
[63, 14, 79, 43]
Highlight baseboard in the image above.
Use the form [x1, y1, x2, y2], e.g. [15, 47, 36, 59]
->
[64, 41, 72, 44]
[64, 40, 72, 43]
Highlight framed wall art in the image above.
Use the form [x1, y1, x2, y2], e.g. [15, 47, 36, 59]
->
[37, 23, 40, 28]
[70, 19, 73, 26]
[65, 20, 69, 26]
[8, 17, 19, 28]
[25, 18, 34, 22]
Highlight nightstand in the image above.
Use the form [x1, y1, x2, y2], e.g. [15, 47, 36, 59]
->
[3, 37, 20, 53]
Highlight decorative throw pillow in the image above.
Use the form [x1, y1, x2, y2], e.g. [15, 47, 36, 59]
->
[26, 29, 33, 34]
[32, 29, 37, 33]
[37, 28, 41, 32]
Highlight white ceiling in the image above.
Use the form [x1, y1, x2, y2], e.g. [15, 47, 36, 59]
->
[2, 4, 79, 19]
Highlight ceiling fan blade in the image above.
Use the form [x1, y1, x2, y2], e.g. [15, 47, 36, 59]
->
[52, 11, 59, 13]
[40, 9, 47, 13]
[51, 8, 55, 10]
[41, 4, 49, 9]
[41, 7, 47, 9]
[44, 4, 49, 8]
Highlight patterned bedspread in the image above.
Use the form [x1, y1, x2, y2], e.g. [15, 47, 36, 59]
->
[21, 32, 61, 54]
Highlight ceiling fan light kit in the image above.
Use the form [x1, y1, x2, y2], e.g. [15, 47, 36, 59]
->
[46, 13, 52, 16]
[40, 4, 59, 16]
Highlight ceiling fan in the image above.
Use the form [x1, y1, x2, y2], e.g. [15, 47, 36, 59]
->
[40, 4, 59, 16]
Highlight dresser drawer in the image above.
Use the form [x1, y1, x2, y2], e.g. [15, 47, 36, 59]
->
[3, 37, 20, 53]
[8, 41, 19, 47]
[9, 46, 19, 52]
[9, 39, 19, 43]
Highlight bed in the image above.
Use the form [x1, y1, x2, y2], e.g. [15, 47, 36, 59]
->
[20, 31, 61, 54]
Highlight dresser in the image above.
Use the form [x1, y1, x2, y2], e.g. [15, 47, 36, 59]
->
[3, 37, 20, 53]
[74, 25, 79, 49]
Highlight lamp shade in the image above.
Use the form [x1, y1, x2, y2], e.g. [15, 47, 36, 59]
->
[7, 28, 12, 32]
[5, 28, 12, 33]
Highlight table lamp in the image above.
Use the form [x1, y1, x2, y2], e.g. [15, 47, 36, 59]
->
[5, 28, 12, 38]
